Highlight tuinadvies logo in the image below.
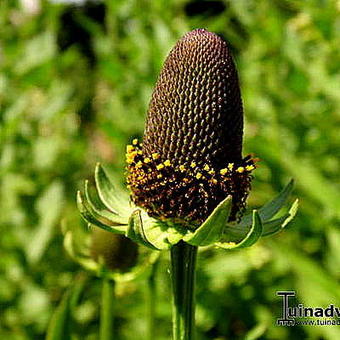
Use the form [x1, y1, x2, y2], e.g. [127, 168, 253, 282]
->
[276, 291, 340, 326]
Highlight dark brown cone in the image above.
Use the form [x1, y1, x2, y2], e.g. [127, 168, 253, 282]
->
[127, 29, 255, 226]
[90, 229, 138, 272]
[143, 28, 243, 168]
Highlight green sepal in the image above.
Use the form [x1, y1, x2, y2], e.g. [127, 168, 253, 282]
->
[261, 198, 299, 236]
[239, 179, 294, 227]
[127, 210, 159, 250]
[183, 196, 232, 246]
[127, 210, 187, 250]
[217, 210, 263, 249]
[84, 180, 129, 226]
[224, 198, 298, 240]
[77, 191, 125, 234]
[95, 163, 131, 217]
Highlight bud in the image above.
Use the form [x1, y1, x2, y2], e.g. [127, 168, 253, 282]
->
[127, 29, 255, 226]
[90, 229, 138, 272]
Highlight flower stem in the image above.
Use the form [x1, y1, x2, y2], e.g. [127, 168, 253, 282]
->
[146, 261, 158, 340]
[100, 278, 115, 340]
[170, 241, 198, 340]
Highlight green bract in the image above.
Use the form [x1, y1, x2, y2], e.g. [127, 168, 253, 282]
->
[77, 163, 298, 251]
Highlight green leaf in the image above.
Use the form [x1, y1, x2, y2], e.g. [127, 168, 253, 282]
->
[77, 191, 125, 234]
[26, 181, 64, 264]
[95, 163, 131, 217]
[239, 179, 294, 226]
[46, 288, 73, 340]
[217, 210, 263, 249]
[184, 196, 232, 246]
[84, 180, 128, 225]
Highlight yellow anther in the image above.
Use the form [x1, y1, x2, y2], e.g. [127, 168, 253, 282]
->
[136, 161, 143, 168]
[179, 165, 186, 172]
[157, 174, 163, 179]
[156, 164, 164, 170]
[164, 160, 171, 167]
[196, 172, 203, 179]
[190, 161, 196, 168]
[183, 178, 189, 182]
[236, 166, 245, 173]
[211, 179, 218, 184]
[220, 168, 228, 175]
[208, 169, 215, 175]
[132, 139, 138, 145]
[228, 163, 234, 171]
[203, 164, 210, 171]
[126, 145, 134, 153]
[126, 151, 138, 163]
[137, 151, 142, 155]
[246, 165, 255, 171]
[144, 157, 151, 163]
[152, 153, 160, 160]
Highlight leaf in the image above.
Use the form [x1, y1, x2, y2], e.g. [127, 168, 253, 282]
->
[84, 180, 128, 225]
[239, 179, 294, 226]
[46, 276, 87, 340]
[26, 181, 64, 264]
[77, 191, 125, 234]
[184, 196, 232, 246]
[217, 210, 263, 249]
[95, 163, 131, 216]
[46, 288, 73, 340]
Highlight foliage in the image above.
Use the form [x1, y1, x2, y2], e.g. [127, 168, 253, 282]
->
[0, 1, 339, 339]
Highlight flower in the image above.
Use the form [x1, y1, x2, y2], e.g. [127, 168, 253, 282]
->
[90, 229, 138, 272]
[127, 29, 256, 226]
[77, 29, 298, 251]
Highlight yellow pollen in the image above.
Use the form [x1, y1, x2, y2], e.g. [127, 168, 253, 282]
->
[136, 161, 143, 168]
[164, 160, 171, 167]
[156, 164, 164, 170]
[220, 168, 228, 175]
[137, 151, 142, 155]
[236, 166, 245, 173]
[144, 157, 151, 163]
[126, 151, 138, 163]
[196, 172, 203, 179]
[228, 163, 234, 171]
[157, 174, 163, 179]
[211, 179, 218, 184]
[183, 178, 189, 182]
[209, 169, 215, 175]
[246, 165, 255, 171]
[132, 139, 138, 145]
[190, 161, 196, 168]
[179, 165, 186, 172]
[203, 164, 210, 171]
[126, 145, 134, 153]
[152, 153, 160, 160]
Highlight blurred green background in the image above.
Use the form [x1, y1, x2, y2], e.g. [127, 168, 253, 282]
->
[1, 0, 339, 339]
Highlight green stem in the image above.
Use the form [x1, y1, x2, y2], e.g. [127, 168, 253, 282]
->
[146, 261, 158, 340]
[170, 241, 198, 340]
[100, 278, 115, 340]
